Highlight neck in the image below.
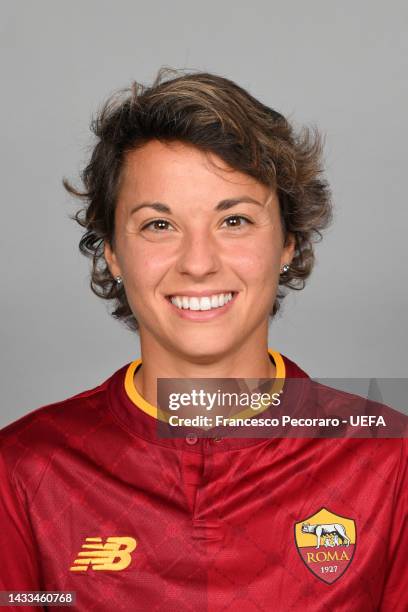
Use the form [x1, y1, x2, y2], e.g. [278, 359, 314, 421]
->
[134, 332, 276, 408]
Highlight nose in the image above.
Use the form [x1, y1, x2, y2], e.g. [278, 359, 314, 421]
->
[175, 229, 221, 279]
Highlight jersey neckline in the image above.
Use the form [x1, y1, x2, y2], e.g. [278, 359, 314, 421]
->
[106, 349, 309, 452]
[124, 348, 286, 420]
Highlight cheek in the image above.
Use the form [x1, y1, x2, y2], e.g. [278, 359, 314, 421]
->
[228, 241, 281, 283]
[119, 241, 170, 285]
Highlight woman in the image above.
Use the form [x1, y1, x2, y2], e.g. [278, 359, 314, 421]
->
[0, 69, 406, 611]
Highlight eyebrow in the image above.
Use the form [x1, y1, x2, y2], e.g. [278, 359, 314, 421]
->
[129, 196, 264, 216]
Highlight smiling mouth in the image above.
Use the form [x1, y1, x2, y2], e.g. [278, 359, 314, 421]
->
[166, 292, 237, 311]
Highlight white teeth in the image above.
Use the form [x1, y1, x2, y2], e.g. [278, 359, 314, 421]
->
[170, 292, 234, 311]
[189, 297, 200, 311]
[200, 297, 212, 310]
[211, 295, 219, 308]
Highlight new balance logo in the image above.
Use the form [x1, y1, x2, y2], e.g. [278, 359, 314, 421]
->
[70, 537, 137, 572]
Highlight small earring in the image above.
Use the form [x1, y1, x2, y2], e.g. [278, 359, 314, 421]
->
[281, 264, 290, 274]
[115, 275, 123, 285]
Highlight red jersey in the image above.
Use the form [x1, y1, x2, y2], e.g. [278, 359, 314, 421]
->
[0, 351, 406, 611]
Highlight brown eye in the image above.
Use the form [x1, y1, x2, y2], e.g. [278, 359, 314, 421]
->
[142, 219, 173, 232]
[222, 215, 252, 228]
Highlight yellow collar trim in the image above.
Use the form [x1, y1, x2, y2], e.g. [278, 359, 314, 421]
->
[124, 349, 286, 423]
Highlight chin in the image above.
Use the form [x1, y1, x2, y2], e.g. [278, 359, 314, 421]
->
[171, 334, 237, 363]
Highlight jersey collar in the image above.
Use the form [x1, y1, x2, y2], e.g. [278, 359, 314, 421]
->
[124, 349, 286, 421]
[107, 349, 308, 452]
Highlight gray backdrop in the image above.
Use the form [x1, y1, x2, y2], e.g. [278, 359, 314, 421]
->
[1, 1, 407, 428]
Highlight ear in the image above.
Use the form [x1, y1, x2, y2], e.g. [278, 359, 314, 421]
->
[104, 241, 123, 279]
[281, 231, 296, 268]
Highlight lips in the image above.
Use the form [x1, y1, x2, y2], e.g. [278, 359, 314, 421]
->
[165, 291, 238, 318]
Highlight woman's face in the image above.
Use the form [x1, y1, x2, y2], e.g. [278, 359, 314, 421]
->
[105, 140, 294, 360]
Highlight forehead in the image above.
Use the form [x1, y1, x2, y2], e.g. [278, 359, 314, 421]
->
[118, 140, 270, 204]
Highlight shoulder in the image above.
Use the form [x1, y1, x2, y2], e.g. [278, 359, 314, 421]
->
[0, 364, 128, 490]
[279, 353, 408, 467]
[0, 379, 107, 448]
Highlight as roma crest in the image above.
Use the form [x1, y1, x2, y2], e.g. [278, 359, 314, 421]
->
[294, 507, 356, 584]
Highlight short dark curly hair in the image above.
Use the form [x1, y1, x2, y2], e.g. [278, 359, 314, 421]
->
[64, 67, 332, 332]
